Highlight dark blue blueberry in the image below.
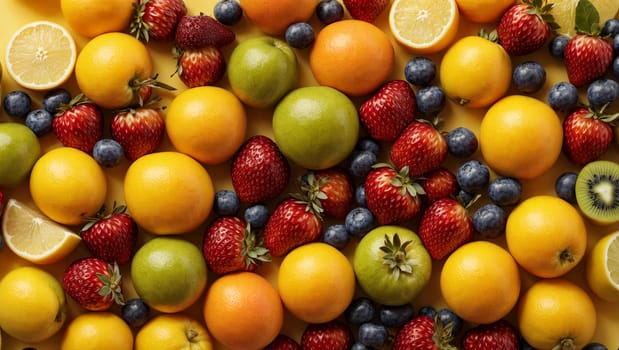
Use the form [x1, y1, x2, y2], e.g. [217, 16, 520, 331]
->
[323, 224, 349, 249]
[213, 0, 243, 25]
[355, 183, 367, 207]
[555, 172, 578, 204]
[349, 150, 377, 178]
[586, 78, 619, 111]
[613, 34, 619, 56]
[456, 160, 490, 194]
[379, 303, 414, 328]
[614, 56, 619, 79]
[121, 298, 150, 328]
[446, 127, 478, 158]
[92, 139, 124, 168]
[548, 35, 569, 59]
[316, 0, 344, 24]
[512, 61, 546, 93]
[404, 56, 436, 87]
[417, 305, 437, 319]
[243, 204, 270, 228]
[351, 343, 377, 350]
[344, 207, 375, 237]
[0, 234, 4, 251]
[3, 90, 32, 119]
[358, 323, 388, 348]
[25, 109, 53, 136]
[416, 85, 446, 116]
[214, 189, 241, 216]
[582, 342, 608, 350]
[345, 297, 376, 325]
[601, 18, 619, 37]
[42, 88, 71, 114]
[488, 177, 522, 206]
[285, 22, 315, 49]
[437, 308, 463, 336]
[356, 137, 380, 156]
[473, 204, 508, 238]
[457, 190, 477, 207]
[547, 81, 579, 113]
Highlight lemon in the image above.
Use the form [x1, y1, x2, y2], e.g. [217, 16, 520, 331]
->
[135, 314, 214, 350]
[586, 231, 619, 302]
[61, 312, 133, 350]
[550, 0, 619, 37]
[455, 0, 515, 23]
[5, 21, 76, 91]
[60, 0, 134, 38]
[389, 0, 460, 54]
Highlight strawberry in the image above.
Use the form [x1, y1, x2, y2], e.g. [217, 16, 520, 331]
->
[263, 198, 322, 257]
[172, 45, 226, 88]
[110, 104, 165, 161]
[302, 168, 353, 220]
[418, 197, 474, 260]
[264, 334, 301, 350]
[421, 167, 459, 204]
[202, 216, 271, 275]
[364, 163, 425, 225]
[358, 79, 417, 142]
[231, 135, 291, 204]
[496, 0, 558, 56]
[393, 315, 457, 350]
[53, 93, 103, 154]
[300, 320, 353, 350]
[130, 0, 187, 42]
[62, 257, 125, 311]
[562, 107, 616, 165]
[174, 13, 235, 50]
[81, 204, 138, 265]
[343, 0, 389, 23]
[461, 319, 520, 350]
[390, 119, 448, 177]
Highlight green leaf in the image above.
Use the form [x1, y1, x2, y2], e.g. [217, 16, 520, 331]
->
[575, 0, 601, 35]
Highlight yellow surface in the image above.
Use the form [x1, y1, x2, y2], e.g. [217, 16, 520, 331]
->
[0, 0, 618, 349]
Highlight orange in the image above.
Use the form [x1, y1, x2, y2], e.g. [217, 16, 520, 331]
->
[455, 0, 515, 23]
[165, 86, 247, 165]
[135, 314, 214, 350]
[278, 242, 356, 324]
[240, 0, 318, 35]
[61, 312, 133, 350]
[440, 241, 520, 324]
[479, 95, 563, 179]
[203, 272, 283, 350]
[60, 0, 134, 38]
[123, 151, 214, 235]
[309, 20, 395, 97]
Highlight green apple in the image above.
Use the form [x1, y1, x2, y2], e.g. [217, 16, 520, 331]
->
[227, 36, 298, 108]
[0, 122, 41, 186]
[273, 86, 359, 170]
[131, 237, 208, 313]
[353, 225, 432, 306]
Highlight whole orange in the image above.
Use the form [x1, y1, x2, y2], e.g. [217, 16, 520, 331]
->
[310, 20, 395, 97]
[60, 0, 133, 38]
[240, 0, 318, 35]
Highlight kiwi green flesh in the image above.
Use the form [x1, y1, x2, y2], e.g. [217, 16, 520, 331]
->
[575, 160, 619, 225]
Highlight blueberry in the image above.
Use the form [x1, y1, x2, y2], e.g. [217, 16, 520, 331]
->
[0, 234, 4, 251]
[121, 298, 150, 327]
[473, 204, 507, 238]
[358, 323, 388, 348]
[512, 61, 546, 93]
[555, 172, 578, 204]
[349, 150, 377, 178]
[586, 78, 619, 111]
[323, 224, 349, 249]
[43, 88, 71, 114]
[417, 305, 437, 318]
[379, 303, 414, 328]
[456, 160, 490, 193]
[614, 56, 619, 79]
[213, 0, 243, 25]
[416, 85, 446, 116]
[613, 34, 619, 56]
[437, 308, 463, 336]
[548, 35, 569, 59]
[285, 22, 315, 49]
[214, 189, 241, 216]
[446, 127, 478, 158]
[355, 183, 367, 207]
[344, 207, 375, 236]
[404, 56, 436, 87]
[356, 137, 380, 156]
[243, 204, 270, 228]
[601, 18, 619, 37]
[316, 0, 344, 24]
[547, 81, 579, 113]
[3, 90, 32, 119]
[351, 343, 377, 350]
[457, 190, 477, 207]
[345, 297, 376, 325]
[25, 109, 53, 136]
[582, 342, 609, 350]
[92, 139, 124, 168]
[488, 177, 522, 206]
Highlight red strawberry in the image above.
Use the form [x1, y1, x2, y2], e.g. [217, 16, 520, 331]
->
[263, 198, 322, 257]
[562, 107, 615, 165]
[81, 204, 138, 265]
[62, 257, 125, 311]
[393, 315, 457, 350]
[53, 93, 103, 154]
[364, 163, 425, 225]
[300, 320, 353, 350]
[359, 80, 417, 142]
[343, 0, 389, 23]
[302, 168, 353, 220]
[174, 13, 235, 49]
[462, 319, 519, 350]
[496, 0, 557, 56]
[231, 135, 291, 204]
[264, 334, 301, 350]
[172, 45, 226, 88]
[130, 0, 187, 42]
[202, 216, 271, 275]
[110, 105, 165, 161]
[390, 119, 448, 177]
[418, 197, 474, 260]
[421, 167, 459, 204]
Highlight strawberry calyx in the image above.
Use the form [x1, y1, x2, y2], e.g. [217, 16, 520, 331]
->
[379, 233, 417, 280]
[130, 0, 154, 42]
[373, 163, 426, 198]
[430, 314, 458, 350]
[292, 173, 327, 219]
[240, 222, 271, 268]
[588, 104, 619, 125]
[55, 93, 92, 115]
[129, 74, 176, 106]
[574, 0, 603, 36]
[81, 202, 128, 232]
[97, 262, 125, 306]
[478, 28, 499, 43]
[523, 0, 559, 30]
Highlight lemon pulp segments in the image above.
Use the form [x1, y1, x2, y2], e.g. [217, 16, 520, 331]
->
[606, 234, 619, 288]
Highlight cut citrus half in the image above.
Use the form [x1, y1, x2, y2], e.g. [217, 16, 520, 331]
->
[2, 198, 81, 264]
[389, 0, 460, 54]
[550, 0, 619, 37]
[586, 231, 619, 302]
[5, 21, 77, 90]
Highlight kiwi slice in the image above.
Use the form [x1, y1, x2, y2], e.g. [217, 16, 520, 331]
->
[575, 160, 619, 225]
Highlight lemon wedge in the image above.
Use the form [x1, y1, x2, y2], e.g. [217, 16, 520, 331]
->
[587, 231, 619, 302]
[550, 0, 619, 37]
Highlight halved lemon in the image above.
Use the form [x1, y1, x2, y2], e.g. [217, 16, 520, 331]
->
[549, 0, 619, 37]
[5, 21, 77, 90]
[2, 198, 81, 264]
[389, 0, 460, 54]
[586, 231, 619, 302]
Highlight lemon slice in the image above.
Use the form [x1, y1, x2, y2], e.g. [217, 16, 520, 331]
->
[2, 198, 81, 264]
[389, 0, 460, 54]
[586, 231, 619, 302]
[5, 21, 77, 90]
[550, 0, 619, 37]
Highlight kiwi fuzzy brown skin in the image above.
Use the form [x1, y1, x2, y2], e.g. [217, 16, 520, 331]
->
[575, 160, 619, 226]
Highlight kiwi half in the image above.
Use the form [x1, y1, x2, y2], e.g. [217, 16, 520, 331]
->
[575, 160, 619, 225]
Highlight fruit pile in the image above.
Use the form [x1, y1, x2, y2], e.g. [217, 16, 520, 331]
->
[0, 0, 618, 349]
